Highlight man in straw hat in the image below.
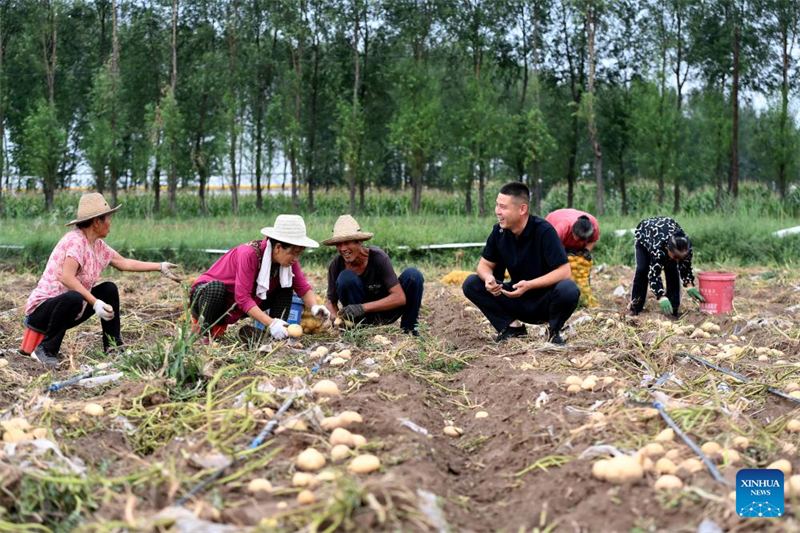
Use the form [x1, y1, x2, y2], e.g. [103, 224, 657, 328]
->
[462, 182, 580, 345]
[323, 215, 424, 335]
[24, 193, 182, 366]
[191, 214, 329, 341]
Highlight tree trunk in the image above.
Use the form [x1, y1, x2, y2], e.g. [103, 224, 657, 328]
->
[586, 2, 603, 215]
[109, 0, 119, 207]
[307, 39, 319, 213]
[411, 149, 424, 213]
[0, 25, 4, 216]
[478, 158, 486, 217]
[729, 20, 740, 198]
[567, 117, 577, 208]
[227, 0, 240, 216]
[778, 21, 790, 198]
[168, 0, 178, 216]
[618, 156, 627, 215]
[532, 161, 542, 215]
[153, 151, 161, 215]
[465, 164, 473, 215]
[347, 1, 361, 215]
[715, 118, 723, 208]
[193, 93, 209, 215]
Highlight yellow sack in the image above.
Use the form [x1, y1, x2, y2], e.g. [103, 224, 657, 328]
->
[440, 270, 474, 286]
[568, 256, 599, 307]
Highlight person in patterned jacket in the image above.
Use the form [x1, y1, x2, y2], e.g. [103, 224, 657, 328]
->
[629, 217, 705, 317]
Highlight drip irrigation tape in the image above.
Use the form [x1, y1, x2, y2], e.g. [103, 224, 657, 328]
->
[678, 352, 800, 405]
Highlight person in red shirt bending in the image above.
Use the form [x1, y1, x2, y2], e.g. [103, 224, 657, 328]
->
[545, 208, 600, 307]
[545, 208, 599, 253]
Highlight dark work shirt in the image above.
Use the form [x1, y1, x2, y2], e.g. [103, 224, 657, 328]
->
[634, 217, 695, 299]
[482, 215, 568, 297]
[327, 246, 399, 304]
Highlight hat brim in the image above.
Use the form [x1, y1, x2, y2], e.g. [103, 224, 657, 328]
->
[260, 228, 320, 249]
[321, 233, 374, 246]
[65, 204, 122, 226]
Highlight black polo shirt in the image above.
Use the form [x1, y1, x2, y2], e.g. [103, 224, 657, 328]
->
[482, 215, 568, 297]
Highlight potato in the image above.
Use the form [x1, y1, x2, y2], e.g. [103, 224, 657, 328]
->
[297, 489, 316, 504]
[330, 357, 347, 367]
[678, 458, 704, 473]
[655, 458, 678, 475]
[32, 428, 48, 439]
[292, 472, 318, 488]
[642, 443, 665, 457]
[732, 436, 750, 450]
[665, 449, 682, 461]
[475, 411, 489, 419]
[352, 434, 367, 447]
[0, 360, 8, 368]
[339, 349, 352, 358]
[296, 448, 326, 471]
[581, 377, 597, 391]
[330, 428, 355, 447]
[2, 428, 27, 444]
[283, 418, 308, 431]
[567, 384, 581, 394]
[247, 478, 273, 493]
[758, 355, 770, 362]
[655, 428, 675, 442]
[287, 324, 303, 338]
[312, 380, 340, 397]
[565, 376, 583, 386]
[315, 346, 330, 357]
[339, 411, 363, 425]
[316, 470, 338, 482]
[83, 403, 104, 417]
[787, 419, 800, 432]
[331, 444, 351, 461]
[347, 454, 381, 474]
[700, 442, 722, 455]
[790, 391, 800, 399]
[601, 455, 644, 484]
[334, 317, 343, 326]
[768, 459, 792, 475]
[788, 475, 800, 497]
[1, 418, 30, 432]
[717, 449, 741, 464]
[444, 426, 463, 437]
[321, 416, 343, 430]
[654, 474, 683, 491]
[592, 459, 610, 480]
[785, 383, 800, 393]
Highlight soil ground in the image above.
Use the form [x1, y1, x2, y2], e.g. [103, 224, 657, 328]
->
[1, 264, 800, 532]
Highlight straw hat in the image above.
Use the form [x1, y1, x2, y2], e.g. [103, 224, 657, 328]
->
[66, 192, 122, 226]
[260, 215, 319, 248]
[322, 215, 374, 246]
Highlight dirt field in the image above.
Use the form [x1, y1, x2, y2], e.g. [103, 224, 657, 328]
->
[1, 264, 800, 533]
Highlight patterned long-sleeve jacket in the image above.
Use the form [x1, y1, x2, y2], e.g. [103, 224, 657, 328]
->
[634, 217, 695, 299]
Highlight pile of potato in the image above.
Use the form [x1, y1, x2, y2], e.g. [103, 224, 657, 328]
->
[567, 254, 598, 307]
[439, 270, 473, 286]
[300, 309, 325, 335]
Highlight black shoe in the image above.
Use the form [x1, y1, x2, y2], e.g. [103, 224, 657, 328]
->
[403, 328, 420, 337]
[32, 346, 60, 367]
[547, 329, 566, 345]
[495, 325, 527, 343]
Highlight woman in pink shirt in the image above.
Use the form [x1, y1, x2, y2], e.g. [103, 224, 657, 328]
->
[25, 193, 181, 366]
[190, 214, 330, 341]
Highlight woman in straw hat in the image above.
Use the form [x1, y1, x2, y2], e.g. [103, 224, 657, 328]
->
[323, 215, 424, 335]
[24, 193, 181, 366]
[190, 214, 329, 341]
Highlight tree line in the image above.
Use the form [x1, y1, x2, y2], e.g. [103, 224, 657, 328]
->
[0, 0, 798, 218]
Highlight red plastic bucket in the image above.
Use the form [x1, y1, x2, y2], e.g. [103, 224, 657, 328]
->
[191, 317, 227, 339]
[698, 271, 737, 315]
[20, 327, 45, 355]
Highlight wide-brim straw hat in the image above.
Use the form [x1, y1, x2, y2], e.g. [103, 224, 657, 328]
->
[260, 214, 319, 248]
[322, 215, 374, 246]
[66, 192, 122, 226]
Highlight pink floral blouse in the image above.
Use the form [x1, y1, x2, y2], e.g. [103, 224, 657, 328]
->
[25, 229, 116, 318]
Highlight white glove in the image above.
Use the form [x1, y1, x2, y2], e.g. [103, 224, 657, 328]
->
[93, 300, 114, 321]
[269, 318, 290, 340]
[311, 305, 330, 318]
[160, 262, 181, 282]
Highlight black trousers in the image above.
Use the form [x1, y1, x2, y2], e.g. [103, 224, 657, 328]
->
[26, 282, 122, 355]
[462, 275, 580, 334]
[631, 243, 681, 316]
[336, 267, 424, 332]
[190, 280, 293, 329]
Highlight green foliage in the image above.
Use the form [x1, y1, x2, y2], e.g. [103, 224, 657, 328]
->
[20, 100, 66, 199]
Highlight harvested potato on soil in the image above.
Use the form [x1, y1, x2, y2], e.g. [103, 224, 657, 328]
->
[296, 448, 326, 471]
[347, 454, 381, 474]
[312, 380, 340, 397]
